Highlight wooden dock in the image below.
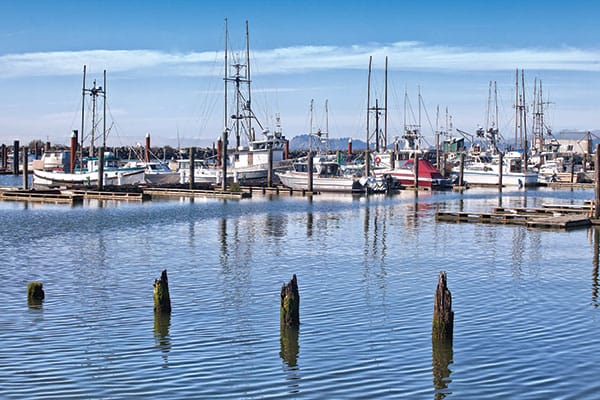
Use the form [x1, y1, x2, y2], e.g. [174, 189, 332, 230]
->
[436, 207, 592, 230]
[0, 189, 83, 204]
[144, 187, 251, 200]
[70, 190, 150, 201]
[243, 185, 317, 196]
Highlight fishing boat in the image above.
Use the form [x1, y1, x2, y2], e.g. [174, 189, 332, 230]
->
[33, 67, 146, 188]
[373, 153, 454, 189]
[276, 155, 387, 193]
[181, 20, 289, 186]
[452, 152, 538, 187]
[33, 151, 145, 188]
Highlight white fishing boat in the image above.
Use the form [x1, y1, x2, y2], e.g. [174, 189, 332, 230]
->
[33, 151, 145, 188]
[277, 155, 387, 193]
[181, 20, 290, 186]
[125, 160, 180, 185]
[33, 67, 146, 188]
[453, 153, 538, 187]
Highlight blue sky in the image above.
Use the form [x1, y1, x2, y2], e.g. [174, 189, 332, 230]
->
[1, 0, 599, 148]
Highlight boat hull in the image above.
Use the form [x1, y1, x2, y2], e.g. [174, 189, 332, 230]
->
[276, 171, 364, 193]
[33, 168, 145, 188]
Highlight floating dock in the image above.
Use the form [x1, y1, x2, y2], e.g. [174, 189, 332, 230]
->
[144, 187, 251, 200]
[0, 189, 83, 204]
[436, 205, 593, 231]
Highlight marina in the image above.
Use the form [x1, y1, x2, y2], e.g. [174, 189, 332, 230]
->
[3, 4, 600, 398]
[3, 168, 600, 398]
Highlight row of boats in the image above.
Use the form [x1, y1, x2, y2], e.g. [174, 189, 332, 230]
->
[29, 21, 568, 192]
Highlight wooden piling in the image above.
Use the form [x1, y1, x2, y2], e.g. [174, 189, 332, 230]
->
[458, 153, 465, 187]
[307, 152, 313, 193]
[27, 281, 45, 304]
[13, 140, 19, 175]
[22, 147, 28, 190]
[153, 269, 172, 313]
[280, 274, 300, 328]
[498, 152, 504, 190]
[432, 271, 453, 340]
[267, 147, 273, 188]
[189, 147, 195, 190]
[595, 144, 600, 219]
[97, 148, 104, 190]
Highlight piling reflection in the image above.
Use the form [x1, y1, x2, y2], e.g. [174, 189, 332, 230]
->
[432, 338, 453, 399]
[280, 326, 299, 368]
[592, 228, 599, 308]
[153, 311, 171, 367]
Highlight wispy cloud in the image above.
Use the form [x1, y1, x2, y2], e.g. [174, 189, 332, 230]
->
[1, 42, 599, 79]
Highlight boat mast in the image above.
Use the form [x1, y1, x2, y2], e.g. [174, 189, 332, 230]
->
[222, 17, 229, 190]
[103, 69, 107, 151]
[80, 65, 86, 164]
[521, 69, 528, 170]
[245, 20, 253, 142]
[366, 56, 372, 176]
[384, 56, 388, 150]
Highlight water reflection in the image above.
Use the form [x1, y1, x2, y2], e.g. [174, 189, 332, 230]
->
[280, 326, 299, 367]
[280, 326, 301, 395]
[432, 338, 453, 399]
[153, 311, 171, 367]
[592, 228, 599, 308]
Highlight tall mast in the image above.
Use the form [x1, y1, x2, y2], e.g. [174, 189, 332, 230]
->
[515, 68, 519, 147]
[309, 98, 314, 151]
[102, 69, 107, 150]
[245, 20, 253, 142]
[224, 18, 228, 137]
[222, 17, 229, 190]
[384, 56, 388, 150]
[325, 99, 329, 145]
[80, 65, 86, 163]
[521, 69, 528, 169]
[366, 56, 371, 152]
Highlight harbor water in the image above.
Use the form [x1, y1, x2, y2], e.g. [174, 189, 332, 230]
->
[1, 179, 599, 399]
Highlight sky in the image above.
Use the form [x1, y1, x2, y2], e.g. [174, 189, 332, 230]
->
[1, 0, 599, 149]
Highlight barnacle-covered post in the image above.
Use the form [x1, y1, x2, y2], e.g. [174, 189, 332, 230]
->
[153, 269, 171, 313]
[432, 271, 453, 340]
[280, 274, 299, 328]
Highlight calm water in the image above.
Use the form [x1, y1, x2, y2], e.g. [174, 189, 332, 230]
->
[1, 178, 599, 399]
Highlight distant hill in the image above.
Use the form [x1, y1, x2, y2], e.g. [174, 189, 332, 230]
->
[289, 134, 367, 151]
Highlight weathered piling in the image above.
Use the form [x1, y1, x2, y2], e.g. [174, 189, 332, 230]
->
[97, 147, 104, 190]
[189, 147, 195, 189]
[280, 274, 300, 328]
[498, 152, 504, 189]
[22, 147, 28, 189]
[432, 271, 453, 340]
[458, 152, 465, 187]
[13, 140, 19, 175]
[307, 152, 314, 193]
[153, 269, 172, 313]
[27, 281, 45, 305]
[267, 147, 273, 188]
[595, 144, 600, 219]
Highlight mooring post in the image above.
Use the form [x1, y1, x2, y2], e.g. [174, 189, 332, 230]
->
[153, 269, 172, 313]
[307, 152, 313, 194]
[189, 147, 195, 190]
[280, 274, 300, 328]
[267, 147, 273, 188]
[414, 153, 420, 189]
[432, 271, 453, 340]
[498, 152, 504, 190]
[12, 140, 19, 175]
[1, 144, 6, 171]
[458, 152, 465, 187]
[97, 147, 104, 190]
[595, 144, 600, 219]
[27, 281, 45, 306]
[22, 147, 28, 189]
